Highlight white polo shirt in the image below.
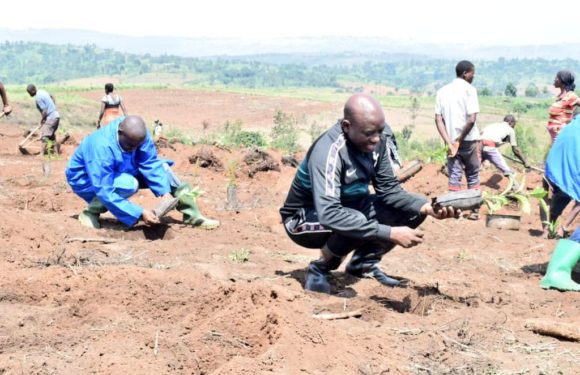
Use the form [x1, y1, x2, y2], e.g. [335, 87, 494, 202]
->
[435, 78, 480, 142]
[481, 121, 517, 151]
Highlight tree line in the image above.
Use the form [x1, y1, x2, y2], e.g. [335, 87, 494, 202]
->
[1, 42, 580, 95]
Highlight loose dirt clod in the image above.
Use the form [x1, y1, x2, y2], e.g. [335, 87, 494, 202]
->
[243, 148, 280, 177]
[189, 148, 224, 171]
[281, 155, 299, 168]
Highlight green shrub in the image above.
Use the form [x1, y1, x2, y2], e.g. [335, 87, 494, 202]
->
[228, 249, 250, 263]
[511, 122, 540, 163]
[395, 133, 447, 166]
[164, 126, 194, 145]
[219, 120, 267, 148]
[271, 110, 300, 154]
[308, 121, 324, 143]
[236, 131, 267, 148]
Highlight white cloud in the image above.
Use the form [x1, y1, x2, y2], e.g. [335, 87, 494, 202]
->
[3, 0, 579, 45]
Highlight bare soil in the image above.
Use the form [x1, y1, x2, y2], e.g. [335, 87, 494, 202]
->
[0, 111, 579, 374]
[78, 89, 341, 133]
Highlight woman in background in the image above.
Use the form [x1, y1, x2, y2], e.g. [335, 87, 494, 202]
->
[97, 83, 127, 128]
[541, 71, 580, 236]
[546, 70, 578, 142]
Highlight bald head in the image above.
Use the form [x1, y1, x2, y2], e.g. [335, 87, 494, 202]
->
[344, 94, 385, 126]
[342, 94, 385, 153]
[118, 116, 147, 151]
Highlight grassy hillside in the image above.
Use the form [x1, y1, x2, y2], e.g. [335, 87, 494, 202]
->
[2, 41, 580, 96]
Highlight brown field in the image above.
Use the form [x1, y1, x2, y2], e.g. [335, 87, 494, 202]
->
[0, 90, 578, 374]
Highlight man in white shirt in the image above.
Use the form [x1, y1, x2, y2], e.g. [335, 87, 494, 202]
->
[435, 60, 481, 218]
[481, 115, 530, 177]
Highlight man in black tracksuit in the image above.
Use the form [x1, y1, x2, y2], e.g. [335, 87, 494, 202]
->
[280, 94, 458, 294]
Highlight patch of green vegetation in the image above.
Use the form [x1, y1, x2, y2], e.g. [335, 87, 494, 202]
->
[213, 119, 267, 149]
[226, 160, 238, 188]
[164, 126, 194, 145]
[455, 249, 471, 262]
[271, 110, 301, 154]
[529, 187, 559, 239]
[44, 139, 59, 160]
[228, 249, 250, 263]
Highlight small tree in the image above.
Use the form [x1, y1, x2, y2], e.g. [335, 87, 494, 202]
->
[525, 83, 539, 97]
[271, 110, 300, 155]
[505, 82, 517, 97]
[511, 102, 529, 120]
[480, 87, 492, 96]
[409, 96, 420, 126]
[401, 125, 413, 141]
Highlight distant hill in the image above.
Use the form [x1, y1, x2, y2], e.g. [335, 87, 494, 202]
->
[2, 28, 580, 60]
[1, 41, 579, 96]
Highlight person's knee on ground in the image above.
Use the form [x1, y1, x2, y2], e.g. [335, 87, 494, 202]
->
[172, 182, 219, 229]
[304, 244, 345, 294]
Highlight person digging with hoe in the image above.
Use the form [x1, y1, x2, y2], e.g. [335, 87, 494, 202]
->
[280, 94, 460, 294]
[26, 84, 60, 156]
[66, 115, 220, 230]
[480, 115, 530, 188]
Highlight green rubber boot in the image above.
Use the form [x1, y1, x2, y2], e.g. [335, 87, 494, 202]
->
[540, 239, 580, 292]
[78, 198, 108, 229]
[173, 183, 220, 229]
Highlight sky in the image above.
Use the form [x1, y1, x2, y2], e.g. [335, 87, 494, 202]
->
[3, 1, 580, 45]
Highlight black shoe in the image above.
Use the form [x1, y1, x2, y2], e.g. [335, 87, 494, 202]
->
[346, 264, 405, 287]
[304, 248, 344, 294]
[304, 263, 332, 294]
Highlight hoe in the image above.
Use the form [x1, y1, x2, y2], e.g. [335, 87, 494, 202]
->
[18, 123, 42, 155]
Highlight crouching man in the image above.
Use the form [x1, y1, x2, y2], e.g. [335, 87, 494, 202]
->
[280, 94, 458, 294]
[66, 115, 219, 230]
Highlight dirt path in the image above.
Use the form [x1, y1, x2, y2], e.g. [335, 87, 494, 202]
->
[0, 121, 579, 374]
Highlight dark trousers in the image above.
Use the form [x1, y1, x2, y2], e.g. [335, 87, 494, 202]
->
[283, 195, 426, 257]
[448, 140, 481, 190]
[549, 183, 573, 224]
[546, 182, 580, 242]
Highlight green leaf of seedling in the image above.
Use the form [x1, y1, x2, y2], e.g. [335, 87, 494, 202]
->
[538, 199, 550, 222]
[181, 186, 204, 200]
[529, 187, 548, 199]
[514, 174, 526, 194]
[500, 175, 515, 196]
[509, 192, 531, 215]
